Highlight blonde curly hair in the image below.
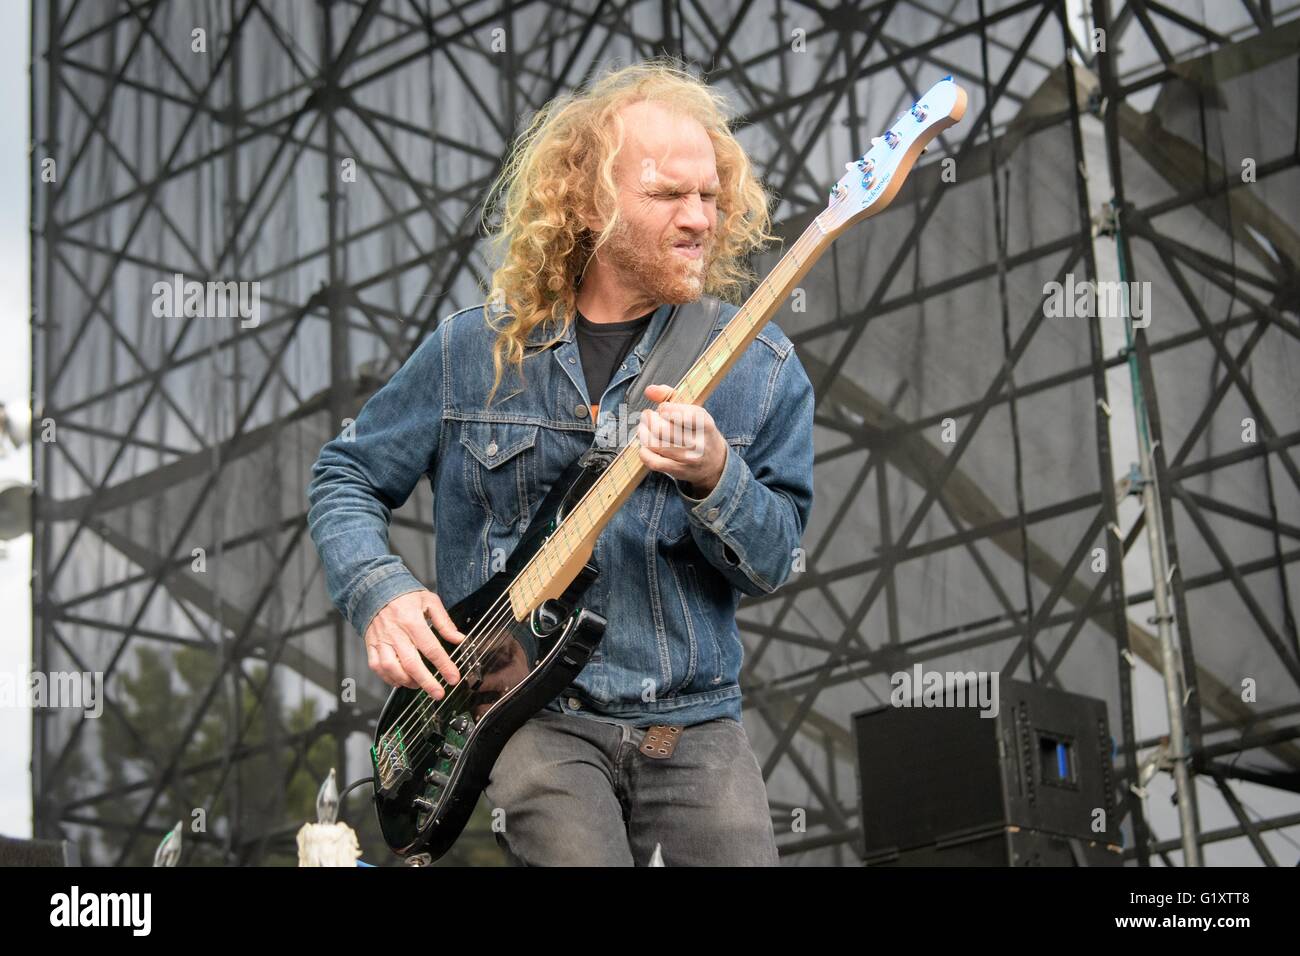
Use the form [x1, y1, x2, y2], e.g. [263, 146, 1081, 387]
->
[478, 57, 776, 406]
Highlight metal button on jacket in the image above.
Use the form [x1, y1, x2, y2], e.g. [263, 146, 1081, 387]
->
[575, 404, 588, 418]
[486, 440, 498, 457]
[707, 507, 720, 521]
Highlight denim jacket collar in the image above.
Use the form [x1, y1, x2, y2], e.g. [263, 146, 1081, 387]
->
[523, 303, 674, 408]
[524, 301, 675, 358]
[521, 298, 735, 414]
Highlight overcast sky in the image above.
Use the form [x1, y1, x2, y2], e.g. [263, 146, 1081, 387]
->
[0, 1, 33, 838]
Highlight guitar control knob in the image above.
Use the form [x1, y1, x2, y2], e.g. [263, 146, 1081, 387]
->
[412, 796, 436, 812]
[533, 599, 567, 634]
[425, 769, 451, 789]
[441, 741, 463, 760]
[449, 714, 469, 734]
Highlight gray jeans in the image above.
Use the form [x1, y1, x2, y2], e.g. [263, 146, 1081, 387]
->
[484, 708, 780, 866]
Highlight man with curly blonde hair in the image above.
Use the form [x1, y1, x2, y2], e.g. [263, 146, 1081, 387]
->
[308, 59, 815, 865]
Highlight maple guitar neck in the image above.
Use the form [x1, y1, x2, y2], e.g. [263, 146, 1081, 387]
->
[502, 223, 824, 622]
[505, 76, 967, 621]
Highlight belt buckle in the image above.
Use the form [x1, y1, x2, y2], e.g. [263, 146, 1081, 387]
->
[639, 724, 683, 759]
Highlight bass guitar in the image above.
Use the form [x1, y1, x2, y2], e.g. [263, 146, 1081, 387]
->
[371, 76, 967, 860]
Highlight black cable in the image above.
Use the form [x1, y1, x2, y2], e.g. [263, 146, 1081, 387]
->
[340, 776, 376, 802]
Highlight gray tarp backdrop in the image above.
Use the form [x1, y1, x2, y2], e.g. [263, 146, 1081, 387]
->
[29, 0, 1299, 865]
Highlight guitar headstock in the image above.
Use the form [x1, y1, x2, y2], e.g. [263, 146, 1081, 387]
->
[816, 76, 967, 238]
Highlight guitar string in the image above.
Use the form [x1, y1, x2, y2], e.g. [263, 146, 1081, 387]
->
[377, 230, 822, 773]
[377, 224, 823, 773]
[375, 93, 957, 803]
[376, 398, 652, 768]
[381, 86, 947, 751]
[380, 432, 645, 773]
[380, 365, 700, 771]
[377, 237, 816, 774]
[376, 332, 727, 773]
[379, 265, 801, 760]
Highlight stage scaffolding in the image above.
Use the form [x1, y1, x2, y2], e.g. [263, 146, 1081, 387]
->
[30, 0, 1299, 865]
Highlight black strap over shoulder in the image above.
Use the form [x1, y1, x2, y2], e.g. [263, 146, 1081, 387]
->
[578, 295, 721, 471]
[623, 295, 721, 420]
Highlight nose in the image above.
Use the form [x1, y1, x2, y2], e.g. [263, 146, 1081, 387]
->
[676, 193, 711, 234]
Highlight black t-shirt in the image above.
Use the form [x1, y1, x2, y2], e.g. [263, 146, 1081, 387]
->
[574, 307, 654, 416]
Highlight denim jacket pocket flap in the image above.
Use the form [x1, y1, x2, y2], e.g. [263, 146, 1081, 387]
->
[459, 421, 539, 469]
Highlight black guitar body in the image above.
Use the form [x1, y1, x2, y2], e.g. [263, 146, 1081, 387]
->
[371, 455, 607, 860]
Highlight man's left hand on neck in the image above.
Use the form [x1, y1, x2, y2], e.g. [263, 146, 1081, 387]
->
[637, 383, 729, 500]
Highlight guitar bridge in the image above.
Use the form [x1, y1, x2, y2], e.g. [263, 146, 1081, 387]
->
[372, 726, 413, 794]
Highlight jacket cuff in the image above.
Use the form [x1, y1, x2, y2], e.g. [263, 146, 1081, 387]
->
[674, 442, 746, 536]
[346, 563, 426, 640]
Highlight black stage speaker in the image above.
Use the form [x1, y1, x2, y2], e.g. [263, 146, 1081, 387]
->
[0, 834, 81, 866]
[852, 676, 1122, 866]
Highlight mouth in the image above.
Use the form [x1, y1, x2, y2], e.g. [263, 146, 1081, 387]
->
[671, 239, 704, 260]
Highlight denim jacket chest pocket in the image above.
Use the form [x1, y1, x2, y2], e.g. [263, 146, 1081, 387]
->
[458, 420, 539, 529]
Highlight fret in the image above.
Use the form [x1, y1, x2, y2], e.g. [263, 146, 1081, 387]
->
[512, 221, 843, 612]
[495, 75, 967, 630]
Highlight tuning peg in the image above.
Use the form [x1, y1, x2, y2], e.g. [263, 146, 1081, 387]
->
[910, 103, 927, 122]
[883, 130, 901, 149]
[871, 136, 882, 147]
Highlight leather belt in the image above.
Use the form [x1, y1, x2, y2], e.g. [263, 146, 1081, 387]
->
[640, 724, 683, 759]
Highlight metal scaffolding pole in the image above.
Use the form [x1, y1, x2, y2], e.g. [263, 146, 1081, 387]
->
[1093, 0, 1202, 866]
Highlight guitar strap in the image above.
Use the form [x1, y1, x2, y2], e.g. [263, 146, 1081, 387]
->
[574, 295, 722, 757]
[577, 294, 722, 473]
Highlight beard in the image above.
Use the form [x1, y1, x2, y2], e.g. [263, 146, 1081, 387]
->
[601, 215, 713, 305]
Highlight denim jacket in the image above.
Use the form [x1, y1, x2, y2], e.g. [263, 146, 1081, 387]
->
[306, 299, 815, 727]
